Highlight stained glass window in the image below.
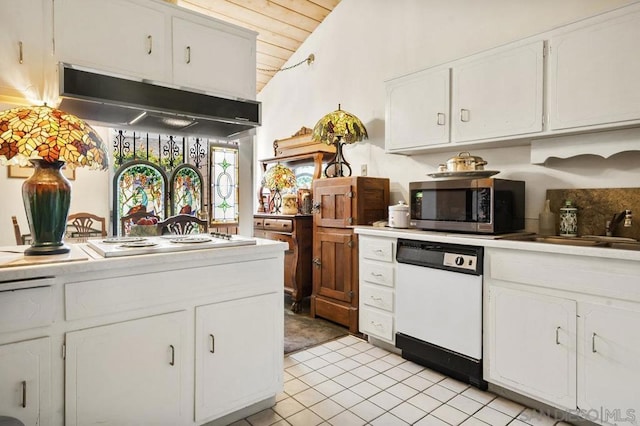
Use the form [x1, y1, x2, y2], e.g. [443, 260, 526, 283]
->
[172, 165, 202, 216]
[210, 143, 239, 224]
[116, 162, 167, 235]
[292, 165, 314, 189]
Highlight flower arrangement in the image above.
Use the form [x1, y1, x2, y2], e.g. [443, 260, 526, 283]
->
[263, 163, 296, 191]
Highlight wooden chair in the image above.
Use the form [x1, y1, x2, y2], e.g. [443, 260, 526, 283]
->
[12, 215, 31, 245]
[119, 211, 161, 236]
[67, 212, 107, 241]
[156, 214, 208, 235]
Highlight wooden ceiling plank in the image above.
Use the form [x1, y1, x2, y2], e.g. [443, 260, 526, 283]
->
[269, 0, 332, 21]
[257, 41, 294, 60]
[257, 53, 287, 68]
[310, 0, 341, 11]
[179, 0, 311, 42]
[226, 0, 322, 31]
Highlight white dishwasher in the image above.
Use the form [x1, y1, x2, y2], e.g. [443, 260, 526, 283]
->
[395, 238, 486, 389]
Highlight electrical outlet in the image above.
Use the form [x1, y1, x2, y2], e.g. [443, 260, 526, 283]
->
[361, 164, 368, 176]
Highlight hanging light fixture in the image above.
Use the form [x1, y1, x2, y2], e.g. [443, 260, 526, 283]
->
[312, 104, 368, 178]
[0, 105, 109, 255]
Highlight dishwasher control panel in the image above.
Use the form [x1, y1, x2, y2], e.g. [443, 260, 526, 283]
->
[443, 253, 477, 271]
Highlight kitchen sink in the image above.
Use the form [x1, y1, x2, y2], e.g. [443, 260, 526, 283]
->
[503, 234, 640, 250]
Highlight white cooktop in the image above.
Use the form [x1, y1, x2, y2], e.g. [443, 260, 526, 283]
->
[86, 234, 257, 258]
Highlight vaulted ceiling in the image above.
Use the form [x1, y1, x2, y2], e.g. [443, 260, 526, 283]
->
[175, 0, 341, 94]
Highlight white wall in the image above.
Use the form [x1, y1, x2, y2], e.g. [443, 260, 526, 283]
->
[255, 0, 640, 230]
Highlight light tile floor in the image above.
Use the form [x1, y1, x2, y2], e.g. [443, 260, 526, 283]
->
[232, 335, 574, 426]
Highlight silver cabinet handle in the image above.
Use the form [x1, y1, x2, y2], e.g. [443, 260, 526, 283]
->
[18, 41, 23, 64]
[370, 321, 383, 328]
[374, 249, 385, 256]
[437, 112, 446, 125]
[147, 35, 152, 54]
[370, 272, 383, 277]
[209, 334, 215, 354]
[592, 332, 597, 353]
[556, 326, 560, 345]
[186, 46, 191, 64]
[22, 380, 26, 408]
[370, 295, 383, 302]
[169, 345, 175, 366]
[460, 108, 470, 122]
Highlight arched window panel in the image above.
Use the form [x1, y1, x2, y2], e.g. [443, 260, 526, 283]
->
[292, 165, 315, 189]
[210, 143, 239, 224]
[170, 164, 203, 216]
[113, 161, 168, 235]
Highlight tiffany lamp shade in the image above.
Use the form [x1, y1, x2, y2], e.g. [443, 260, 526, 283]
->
[312, 104, 368, 177]
[0, 105, 109, 255]
[263, 163, 296, 214]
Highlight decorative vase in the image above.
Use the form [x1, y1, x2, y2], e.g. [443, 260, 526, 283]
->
[282, 194, 298, 215]
[22, 159, 71, 255]
[559, 200, 578, 237]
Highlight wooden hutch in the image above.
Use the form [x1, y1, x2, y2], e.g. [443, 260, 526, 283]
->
[254, 127, 335, 312]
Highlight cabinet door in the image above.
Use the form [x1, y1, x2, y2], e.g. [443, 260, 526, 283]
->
[386, 67, 450, 151]
[65, 311, 188, 426]
[0, 337, 50, 426]
[487, 286, 576, 410]
[173, 16, 256, 99]
[578, 302, 640, 420]
[54, 0, 168, 82]
[313, 181, 353, 228]
[0, 0, 47, 101]
[549, 9, 640, 130]
[451, 40, 544, 142]
[195, 293, 281, 421]
[313, 227, 356, 303]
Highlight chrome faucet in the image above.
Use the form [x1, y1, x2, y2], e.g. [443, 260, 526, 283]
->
[606, 209, 633, 236]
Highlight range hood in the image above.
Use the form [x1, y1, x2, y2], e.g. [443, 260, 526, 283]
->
[58, 64, 261, 138]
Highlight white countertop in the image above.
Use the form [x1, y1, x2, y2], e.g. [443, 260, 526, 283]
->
[0, 237, 287, 283]
[353, 226, 640, 262]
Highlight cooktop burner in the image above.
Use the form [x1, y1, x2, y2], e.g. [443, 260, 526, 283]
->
[86, 233, 257, 258]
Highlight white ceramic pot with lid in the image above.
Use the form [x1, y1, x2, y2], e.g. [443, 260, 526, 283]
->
[389, 201, 410, 228]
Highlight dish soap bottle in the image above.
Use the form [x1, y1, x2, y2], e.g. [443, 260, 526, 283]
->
[539, 199, 555, 236]
[559, 200, 578, 237]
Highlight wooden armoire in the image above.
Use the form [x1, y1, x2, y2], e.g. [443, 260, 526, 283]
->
[310, 176, 390, 333]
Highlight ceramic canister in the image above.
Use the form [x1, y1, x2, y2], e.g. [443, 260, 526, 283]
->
[389, 201, 410, 228]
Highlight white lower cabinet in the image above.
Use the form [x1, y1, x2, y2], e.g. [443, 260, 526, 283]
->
[195, 293, 281, 422]
[578, 303, 640, 423]
[485, 247, 640, 426]
[65, 311, 188, 426]
[0, 337, 51, 426]
[488, 286, 577, 409]
[358, 235, 396, 344]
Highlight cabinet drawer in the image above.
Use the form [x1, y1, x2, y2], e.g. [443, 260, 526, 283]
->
[263, 219, 292, 233]
[360, 238, 394, 262]
[361, 284, 394, 312]
[360, 308, 394, 342]
[263, 232, 294, 252]
[0, 278, 54, 333]
[360, 260, 394, 287]
[253, 218, 264, 229]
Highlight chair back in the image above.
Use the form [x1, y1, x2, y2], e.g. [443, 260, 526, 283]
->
[67, 213, 107, 241]
[156, 214, 208, 235]
[120, 211, 161, 236]
[11, 216, 26, 245]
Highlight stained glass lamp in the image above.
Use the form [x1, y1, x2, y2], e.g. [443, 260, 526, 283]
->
[312, 104, 368, 177]
[263, 163, 296, 214]
[0, 105, 109, 255]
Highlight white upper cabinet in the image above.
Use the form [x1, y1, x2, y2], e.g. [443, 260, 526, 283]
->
[451, 40, 544, 143]
[52, 0, 257, 100]
[386, 67, 451, 151]
[173, 16, 256, 100]
[54, 0, 169, 83]
[548, 8, 640, 131]
[0, 0, 50, 102]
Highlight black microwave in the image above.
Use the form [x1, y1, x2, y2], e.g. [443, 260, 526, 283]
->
[409, 178, 525, 234]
